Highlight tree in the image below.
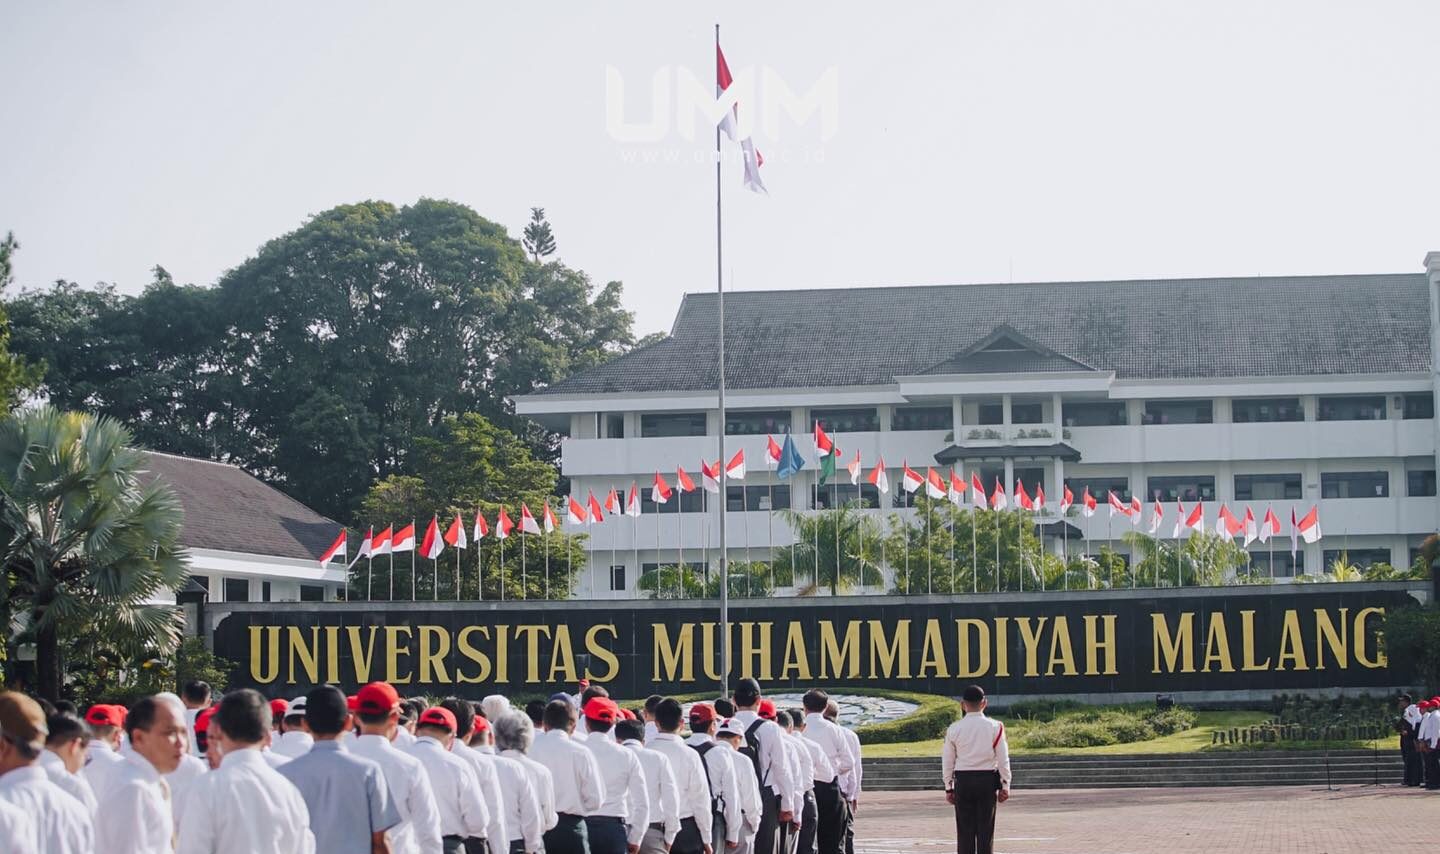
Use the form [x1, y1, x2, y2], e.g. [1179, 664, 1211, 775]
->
[1382, 605, 1440, 693]
[0, 233, 42, 409]
[0, 408, 188, 701]
[522, 207, 556, 260]
[772, 505, 885, 595]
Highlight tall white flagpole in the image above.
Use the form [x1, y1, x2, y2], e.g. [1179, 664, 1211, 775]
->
[714, 22, 731, 692]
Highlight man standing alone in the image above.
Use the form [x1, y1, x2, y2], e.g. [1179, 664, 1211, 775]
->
[941, 686, 1010, 854]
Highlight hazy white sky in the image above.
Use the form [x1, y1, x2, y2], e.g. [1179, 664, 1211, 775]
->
[3, 2, 1438, 336]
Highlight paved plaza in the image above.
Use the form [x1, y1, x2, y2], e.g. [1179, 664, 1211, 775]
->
[854, 785, 1435, 853]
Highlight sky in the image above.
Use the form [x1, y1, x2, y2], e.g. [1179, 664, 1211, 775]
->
[3, 2, 1439, 337]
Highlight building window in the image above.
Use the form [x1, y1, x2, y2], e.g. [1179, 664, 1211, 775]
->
[1404, 393, 1435, 420]
[640, 412, 707, 437]
[892, 405, 952, 432]
[1248, 551, 1303, 578]
[1234, 473, 1303, 501]
[261, 582, 272, 602]
[1011, 403, 1044, 425]
[1232, 397, 1303, 423]
[1146, 476, 1216, 503]
[1143, 400, 1212, 425]
[811, 408, 879, 433]
[1063, 401, 1127, 427]
[1066, 476, 1130, 503]
[223, 578, 249, 602]
[812, 483, 882, 509]
[1320, 471, 1389, 498]
[188, 575, 210, 594]
[977, 403, 1003, 426]
[609, 565, 626, 591]
[726, 410, 791, 436]
[1317, 396, 1385, 421]
[727, 484, 791, 512]
[300, 585, 325, 602]
[604, 413, 625, 438]
[1323, 549, 1391, 570]
[1408, 470, 1437, 497]
[641, 487, 708, 514]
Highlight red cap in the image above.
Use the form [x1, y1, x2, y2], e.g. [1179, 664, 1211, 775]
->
[355, 682, 400, 716]
[758, 699, 777, 720]
[583, 697, 620, 725]
[195, 706, 218, 735]
[620, 708, 636, 721]
[346, 695, 360, 712]
[472, 715, 490, 733]
[85, 704, 125, 728]
[268, 699, 289, 721]
[418, 707, 457, 731]
[688, 702, 716, 725]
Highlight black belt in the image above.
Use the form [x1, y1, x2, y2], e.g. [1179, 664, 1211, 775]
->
[814, 778, 840, 790]
[648, 822, 665, 832]
[587, 816, 625, 824]
[555, 813, 585, 826]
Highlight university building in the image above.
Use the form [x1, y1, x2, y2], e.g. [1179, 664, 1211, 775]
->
[515, 256, 1440, 596]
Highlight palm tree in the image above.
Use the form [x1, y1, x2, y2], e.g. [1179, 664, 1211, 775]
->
[772, 506, 885, 595]
[0, 408, 188, 701]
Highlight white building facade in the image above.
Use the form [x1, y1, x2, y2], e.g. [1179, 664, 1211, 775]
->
[516, 259, 1440, 596]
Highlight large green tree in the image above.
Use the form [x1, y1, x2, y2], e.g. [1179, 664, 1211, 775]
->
[0, 233, 42, 409]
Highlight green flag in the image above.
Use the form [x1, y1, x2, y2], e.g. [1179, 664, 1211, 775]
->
[819, 446, 837, 485]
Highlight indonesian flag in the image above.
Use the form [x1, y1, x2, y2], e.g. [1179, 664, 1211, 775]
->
[626, 482, 642, 517]
[727, 450, 747, 480]
[1296, 505, 1322, 544]
[1215, 504, 1240, 542]
[901, 461, 923, 494]
[971, 473, 987, 510]
[318, 529, 347, 566]
[519, 503, 541, 535]
[1148, 501, 1164, 535]
[392, 523, 416, 553]
[1081, 487, 1097, 517]
[1290, 507, 1299, 556]
[947, 470, 966, 506]
[700, 459, 722, 494]
[1129, 496, 1142, 525]
[652, 472, 673, 504]
[1172, 502, 1186, 538]
[444, 513, 467, 550]
[356, 527, 375, 561]
[1061, 485, 1074, 514]
[1259, 507, 1281, 544]
[847, 450, 861, 486]
[566, 496, 588, 526]
[1241, 507, 1258, 548]
[1107, 491, 1129, 517]
[1034, 484, 1046, 513]
[717, 43, 766, 193]
[472, 512, 488, 541]
[420, 516, 444, 560]
[1184, 501, 1204, 533]
[373, 525, 393, 556]
[1015, 480, 1033, 511]
[766, 436, 782, 469]
[495, 509, 514, 541]
[925, 467, 946, 499]
[868, 457, 890, 494]
[676, 466, 696, 494]
[543, 503, 559, 534]
[813, 422, 833, 457]
[990, 479, 1008, 510]
[587, 491, 606, 524]
[604, 488, 620, 515]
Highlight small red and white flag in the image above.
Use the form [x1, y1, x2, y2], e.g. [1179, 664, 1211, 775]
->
[626, 481, 643, 517]
[372, 525, 393, 556]
[1015, 480, 1034, 511]
[847, 450, 861, 486]
[868, 457, 890, 495]
[1172, 502, 1186, 538]
[765, 436, 782, 469]
[727, 449, 747, 480]
[356, 527, 375, 561]
[1241, 507, 1258, 548]
[717, 43, 766, 193]
[1107, 491, 1129, 517]
[472, 511, 488, 541]
[587, 491, 605, 524]
[1184, 501, 1204, 534]
[901, 462, 924, 494]
[318, 528, 347, 567]
[1148, 501, 1164, 535]
[925, 467, 946, 500]
[604, 488, 620, 516]
[990, 478, 1008, 510]
[566, 496, 588, 526]
[1061, 485, 1074, 515]
[1289, 507, 1299, 556]
[700, 459, 722, 494]
[420, 516, 444, 560]
[444, 513, 467, 550]
[676, 466, 696, 494]
[813, 422, 833, 457]
[543, 503, 559, 534]
[392, 523, 416, 553]
[519, 503, 541, 536]
[947, 470, 967, 506]
[1034, 484, 1046, 513]
[495, 509, 514, 541]
[1259, 507, 1281, 544]
[1296, 505, 1322, 544]
[1215, 504, 1240, 542]
[652, 472, 674, 504]
[972, 472, 988, 510]
[1129, 496, 1142, 525]
[1081, 487, 1097, 517]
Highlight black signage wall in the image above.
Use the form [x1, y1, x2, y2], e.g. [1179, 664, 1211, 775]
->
[209, 583, 1423, 700]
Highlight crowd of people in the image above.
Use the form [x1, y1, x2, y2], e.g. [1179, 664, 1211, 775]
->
[0, 676, 865, 854]
[1398, 692, 1440, 789]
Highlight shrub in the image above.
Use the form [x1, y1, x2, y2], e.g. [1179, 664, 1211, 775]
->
[1016, 704, 1197, 750]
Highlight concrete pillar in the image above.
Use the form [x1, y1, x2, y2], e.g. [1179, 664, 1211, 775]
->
[1052, 393, 1064, 438]
[952, 395, 964, 441]
[1002, 393, 1013, 440]
[878, 405, 892, 431]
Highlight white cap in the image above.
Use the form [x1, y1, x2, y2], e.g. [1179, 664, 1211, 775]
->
[717, 718, 746, 738]
[285, 696, 307, 716]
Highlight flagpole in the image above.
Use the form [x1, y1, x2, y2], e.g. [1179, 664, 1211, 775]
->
[994, 511, 1001, 592]
[1062, 513, 1069, 591]
[713, 22, 731, 693]
[545, 528, 551, 600]
[971, 506, 978, 594]
[433, 555, 438, 601]
[632, 510, 639, 601]
[410, 520, 416, 601]
[767, 466, 775, 593]
[367, 555, 373, 601]
[925, 498, 932, 595]
[743, 482, 751, 596]
[949, 502, 956, 595]
[611, 506, 618, 600]
[833, 480, 839, 596]
[389, 549, 394, 601]
[499, 537, 505, 602]
[477, 537, 483, 601]
[521, 530, 528, 600]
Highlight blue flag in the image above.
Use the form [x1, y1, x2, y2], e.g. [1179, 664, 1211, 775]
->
[776, 433, 805, 479]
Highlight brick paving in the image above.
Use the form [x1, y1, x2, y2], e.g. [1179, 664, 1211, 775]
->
[854, 785, 1436, 853]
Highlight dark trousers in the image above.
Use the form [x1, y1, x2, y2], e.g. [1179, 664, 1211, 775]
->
[1402, 737, 1423, 786]
[753, 787, 781, 854]
[508, 841, 526, 854]
[585, 816, 628, 854]
[545, 813, 590, 854]
[672, 816, 706, 854]
[463, 839, 489, 854]
[952, 771, 999, 854]
[796, 789, 818, 854]
[813, 780, 847, 854]
[443, 836, 465, 854]
[1423, 749, 1440, 789]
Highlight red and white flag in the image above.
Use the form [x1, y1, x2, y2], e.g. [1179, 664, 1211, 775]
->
[868, 457, 890, 495]
[925, 467, 946, 500]
[543, 503, 559, 534]
[1259, 507, 1281, 544]
[676, 466, 696, 494]
[1184, 501, 1204, 533]
[1148, 501, 1164, 535]
[626, 482, 642, 517]
[947, 470, 967, 506]
[604, 488, 620, 516]
[652, 472, 674, 504]
[1015, 480, 1034, 511]
[355, 527, 375, 561]
[1289, 507, 1299, 556]
[1241, 507, 1258, 548]
[813, 422, 833, 458]
[1129, 496, 1142, 526]
[1061, 485, 1074, 514]
[566, 496, 588, 526]
[495, 509, 514, 540]
[1034, 484, 1046, 513]
[318, 529, 347, 567]
[727, 450, 747, 480]
[1081, 487, 1097, 517]
[420, 516, 444, 560]
[700, 459, 722, 494]
[372, 525, 393, 556]
[392, 523, 416, 553]
[717, 42, 766, 193]
[444, 513, 467, 550]
[972, 473, 988, 510]
[901, 462, 924, 494]
[847, 450, 861, 486]
[519, 503, 541, 535]
[1215, 504, 1240, 542]
[471, 512, 488, 541]
[587, 491, 605, 524]
[1107, 491, 1129, 517]
[1296, 505, 1322, 544]
[990, 479, 1008, 510]
[1172, 502, 1186, 538]
[765, 436, 782, 469]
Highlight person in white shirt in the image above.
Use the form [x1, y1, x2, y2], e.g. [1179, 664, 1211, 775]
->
[0, 791, 36, 851]
[777, 709, 817, 854]
[616, 717, 680, 854]
[95, 694, 188, 853]
[731, 679, 798, 854]
[1398, 693, 1423, 787]
[580, 697, 649, 854]
[176, 688, 315, 854]
[1419, 698, 1440, 790]
[0, 691, 93, 853]
[482, 695, 513, 729]
[407, 706, 491, 853]
[647, 698, 712, 854]
[715, 719, 762, 854]
[180, 680, 212, 756]
[272, 697, 315, 758]
[470, 710, 498, 754]
[822, 700, 861, 854]
[686, 703, 742, 853]
[350, 681, 444, 854]
[41, 712, 98, 815]
[941, 685, 1011, 854]
[798, 691, 853, 854]
[531, 698, 606, 854]
[642, 695, 664, 746]
[149, 692, 210, 834]
[82, 703, 129, 793]
[496, 710, 557, 853]
[441, 697, 511, 854]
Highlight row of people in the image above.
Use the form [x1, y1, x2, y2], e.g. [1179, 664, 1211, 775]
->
[1399, 693, 1440, 789]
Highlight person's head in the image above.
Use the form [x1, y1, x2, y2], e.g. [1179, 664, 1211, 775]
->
[714, 697, 736, 718]
[775, 708, 794, 733]
[824, 699, 840, 722]
[802, 689, 829, 714]
[543, 699, 576, 734]
[716, 718, 746, 749]
[416, 707, 457, 748]
[655, 698, 683, 734]
[481, 695, 511, 723]
[524, 700, 546, 727]
[643, 694, 664, 721]
[580, 684, 609, 708]
[788, 709, 806, 731]
[53, 700, 77, 716]
[213, 689, 269, 755]
[0, 692, 47, 774]
[469, 714, 492, 748]
[268, 699, 288, 732]
[84, 704, 125, 749]
[201, 709, 223, 769]
[961, 685, 987, 714]
[400, 699, 424, 734]
[615, 718, 645, 743]
[181, 680, 211, 710]
[734, 678, 762, 710]
[304, 686, 350, 738]
[45, 713, 89, 773]
[582, 697, 619, 735]
[282, 695, 308, 734]
[1398, 693, 1414, 708]
[354, 681, 402, 737]
[689, 702, 718, 736]
[758, 699, 778, 723]
[126, 696, 188, 775]
[494, 711, 535, 753]
[439, 698, 476, 740]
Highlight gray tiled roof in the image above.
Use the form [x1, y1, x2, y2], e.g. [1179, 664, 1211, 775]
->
[141, 452, 340, 562]
[537, 273, 1430, 395]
